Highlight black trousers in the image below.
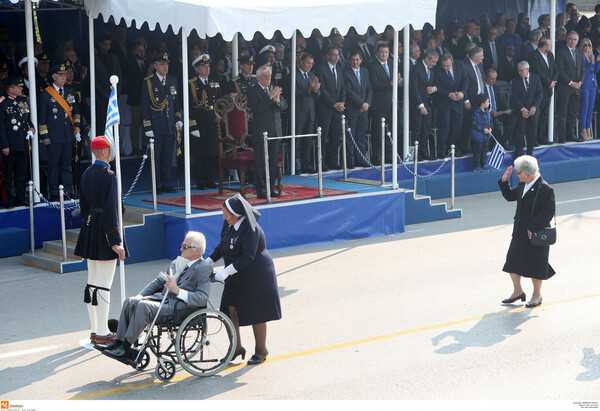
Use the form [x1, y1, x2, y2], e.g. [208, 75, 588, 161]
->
[555, 86, 580, 142]
[295, 114, 315, 171]
[346, 111, 369, 166]
[1, 150, 28, 204]
[252, 138, 279, 197]
[153, 133, 174, 189]
[318, 108, 342, 167]
[370, 109, 393, 164]
[410, 108, 432, 156]
[514, 112, 539, 156]
[437, 103, 463, 156]
[47, 141, 73, 196]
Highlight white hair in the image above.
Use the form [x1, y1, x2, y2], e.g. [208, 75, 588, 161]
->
[514, 155, 539, 177]
[186, 231, 206, 255]
[256, 64, 272, 78]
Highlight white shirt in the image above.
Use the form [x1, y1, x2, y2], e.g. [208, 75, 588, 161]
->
[540, 50, 550, 68]
[522, 175, 540, 198]
[156, 73, 166, 84]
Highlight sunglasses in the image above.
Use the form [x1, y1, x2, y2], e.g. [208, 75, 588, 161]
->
[181, 243, 196, 250]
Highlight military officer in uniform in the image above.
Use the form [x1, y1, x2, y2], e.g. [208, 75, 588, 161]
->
[38, 62, 81, 200]
[188, 54, 222, 189]
[231, 50, 258, 95]
[0, 77, 35, 208]
[74, 136, 127, 345]
[36, 53, 51, 91]
[141, 53, 182, 194]
[17, 57, 38, 98]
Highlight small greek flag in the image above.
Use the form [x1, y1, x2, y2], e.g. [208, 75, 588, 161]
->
[487, 136, 506, 169]
[104, 85, 120, 160]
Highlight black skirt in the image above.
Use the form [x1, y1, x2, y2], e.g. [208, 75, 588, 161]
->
[503, 237, 556, 280]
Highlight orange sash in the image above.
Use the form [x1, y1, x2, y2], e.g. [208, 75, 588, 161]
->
[45, 86, 76, 135]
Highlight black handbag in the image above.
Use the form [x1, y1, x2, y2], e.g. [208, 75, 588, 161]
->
[529, 189, 556, 246]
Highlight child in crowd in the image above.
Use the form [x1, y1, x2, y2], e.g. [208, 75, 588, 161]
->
[470, 93, 493, 172]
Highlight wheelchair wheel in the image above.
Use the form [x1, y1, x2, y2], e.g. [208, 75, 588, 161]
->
[155, 358, 176, 381]
[175, 309, 236, 377]
[136, 350, 151, 370]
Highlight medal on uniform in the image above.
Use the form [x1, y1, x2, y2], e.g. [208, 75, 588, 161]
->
[13, 125, 18, 131]
[52, 107, 58, 114]
[67, 95, 75, 104]
[170, 86, 176, 95]
[11, 118, 16, 124]
[230, 238, 234, 249]
[50, 97, 56, 103]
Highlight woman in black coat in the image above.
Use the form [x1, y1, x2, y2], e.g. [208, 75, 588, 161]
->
[208, 194, 281, 365]
[498, 155, 555, 308]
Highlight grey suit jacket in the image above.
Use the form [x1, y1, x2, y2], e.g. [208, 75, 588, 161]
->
[140, 259, 212, 312]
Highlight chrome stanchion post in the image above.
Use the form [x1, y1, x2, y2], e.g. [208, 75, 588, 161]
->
[380, 118, 385, 185]
[450, 144, 456, 210]
[413, 141, 419, 193]
[28, 181, 35, 254]
[317, 127, 323, 197]
[342, 115, 347, 180]
[59, 185, 67, 262]
[149, 138, 157, 212]
[263, 132, 271, 203]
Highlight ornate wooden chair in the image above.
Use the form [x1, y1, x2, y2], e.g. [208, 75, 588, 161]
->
[213, 93, 282, 197]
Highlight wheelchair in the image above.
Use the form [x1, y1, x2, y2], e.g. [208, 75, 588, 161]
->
[122, 301, 237, 381]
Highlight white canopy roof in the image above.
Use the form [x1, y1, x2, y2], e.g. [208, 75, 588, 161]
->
[85, 0, 437, 39]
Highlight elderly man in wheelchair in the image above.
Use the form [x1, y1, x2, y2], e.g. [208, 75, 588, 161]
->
[97, 231, 236, 380]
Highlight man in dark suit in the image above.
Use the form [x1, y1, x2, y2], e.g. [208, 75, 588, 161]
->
[527, 37, 558, 144]
[456, 21, 480, 60]
[482, 26, 500, 71]
[126, 40, 147, 155]
[247, 65, 287, 199]
[511, 61, 543, 156]
[344, 49, 372, 168]
[485, 68, 516, 148]
[141, 53, 182, 193]
[369, 42, 402, 164]
[521, 29, 542, 62]
[314, 45, 345, 170]
[101, 232, 211, 360]
[410, 49, 439, 161]
[555, 31, 585, 143]
[461, 46, 487, 154]
[434, 53, 469, 158]
[95, 35, 122, 133]
[295, 53, 320, 174]
[497, 43, 518, 82]
[355, 32, 375, 66]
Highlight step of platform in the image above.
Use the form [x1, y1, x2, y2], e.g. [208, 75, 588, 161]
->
[22, 206, 164, 274]
[404, 190, 462, 225]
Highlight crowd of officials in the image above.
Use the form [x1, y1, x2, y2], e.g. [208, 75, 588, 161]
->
[1, 3, 600, 207]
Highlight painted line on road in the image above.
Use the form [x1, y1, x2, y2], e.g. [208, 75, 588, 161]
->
[0, 345, 57, 360]
[557, 196, 600, 205]
[64, 292, 600, 400]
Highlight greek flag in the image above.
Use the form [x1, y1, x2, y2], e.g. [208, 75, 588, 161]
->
[104, 85, 120, 160]
[487, 136, 506, 169]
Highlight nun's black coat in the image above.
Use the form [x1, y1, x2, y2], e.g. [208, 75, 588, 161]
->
[210, 218, 282, 326]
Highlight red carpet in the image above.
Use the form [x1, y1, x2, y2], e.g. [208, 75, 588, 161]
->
[144, 184, 357, 211]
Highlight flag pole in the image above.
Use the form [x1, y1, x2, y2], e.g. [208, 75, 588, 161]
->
[109, 75, 126, 306]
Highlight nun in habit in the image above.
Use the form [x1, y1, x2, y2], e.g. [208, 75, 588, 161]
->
[208, 194, 282, 365]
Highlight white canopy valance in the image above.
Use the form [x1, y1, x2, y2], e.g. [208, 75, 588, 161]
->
[85, 0, 437, 39]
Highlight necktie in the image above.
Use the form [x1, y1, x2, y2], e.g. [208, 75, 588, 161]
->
[362, 44, 369, 58]
[491, 42, 498, 66]
[447, 69, 453, 82]
[525, 77, 529, 93]
[474, 65, 483, 93]
[176, 266, 189, 286]
[332, 66, 337, 80]
[489, 85, 496, 111]
[161, 77, 166, 89]
[509, 58, 513, 68]
[139, 61, 144, 73]
[264, 87, 270, 96]
[59, 88, 63, 97]
[383, 62, 390, 79]
[304, 72, 309, 87]
[356, 69, 361, 85]
[571, 48, 576, 64]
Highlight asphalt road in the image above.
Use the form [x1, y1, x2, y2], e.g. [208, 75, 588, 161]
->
[1, 178, 599, 405]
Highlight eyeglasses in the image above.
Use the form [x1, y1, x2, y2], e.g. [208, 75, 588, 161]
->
[181, 243, 196, 250]
[583, 44, 591, 47]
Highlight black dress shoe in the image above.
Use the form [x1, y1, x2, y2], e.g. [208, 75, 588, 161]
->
[502, 292, 526, 304]
[436, 153, 446, 159]
[95, 340, 122, 352]
[205, 182, 217, 189]
[232, 347, 246, 361]
[304, 167, 318, 174]
[196, 185, 206, 190]
[103, 346, 130, 360]
[256, 193, 267, 199]
[525, 298, 543, 308]
[321, 164, 330, 172]
[163, 186, 178, 193]
[271, 190, 282, 198]
[418, 153, 435, 161]
[247, 350, 268, 365]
